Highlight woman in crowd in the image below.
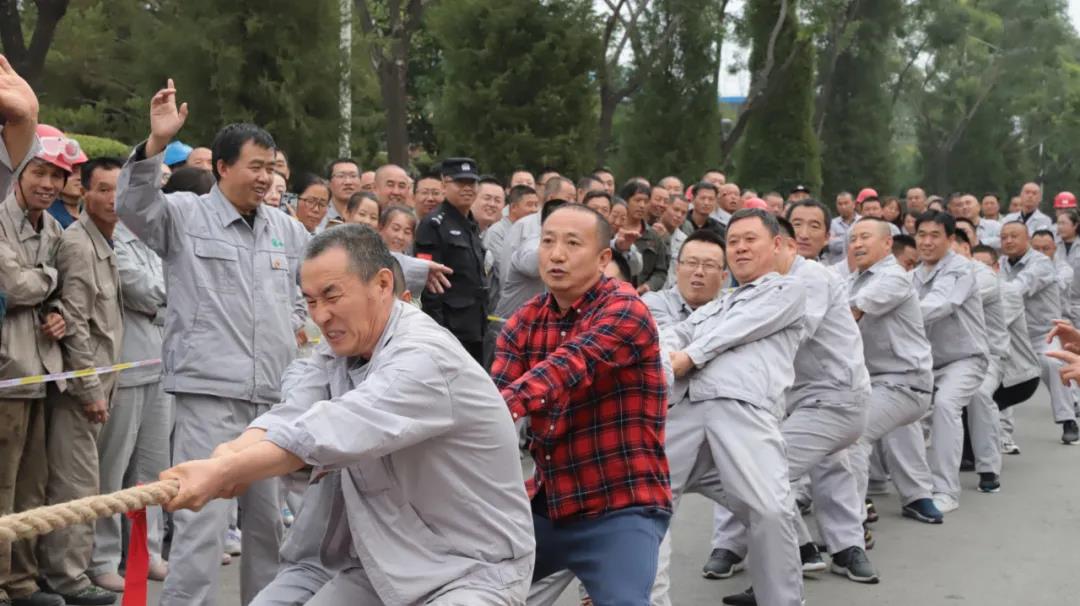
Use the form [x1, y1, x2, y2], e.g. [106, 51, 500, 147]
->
[378, 205, 417, 253]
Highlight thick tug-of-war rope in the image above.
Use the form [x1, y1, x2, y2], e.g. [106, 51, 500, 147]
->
[0, 479, 179, 544]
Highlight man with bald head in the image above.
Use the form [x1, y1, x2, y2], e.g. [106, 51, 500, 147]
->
[999, 220, 1079, 444]
[1003, 182, 1054, 235]
[906, 187, 928, 216]
[373, 164, 410, 209]
[659, 176, 684, 199]
[713, 183, 740, 227]
[847, 218, 942, 523]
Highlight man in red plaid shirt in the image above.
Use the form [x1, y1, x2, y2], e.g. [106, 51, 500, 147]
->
[492, 203, 671, 605]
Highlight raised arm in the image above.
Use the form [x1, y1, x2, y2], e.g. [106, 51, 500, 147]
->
[116, 79, 190, 258]
[0, 54, 39, 193]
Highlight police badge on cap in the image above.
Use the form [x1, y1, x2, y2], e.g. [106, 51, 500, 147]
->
[441, 157, 480, 182]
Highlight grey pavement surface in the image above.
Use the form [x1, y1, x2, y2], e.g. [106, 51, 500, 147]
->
[144, 386, 1080, 605]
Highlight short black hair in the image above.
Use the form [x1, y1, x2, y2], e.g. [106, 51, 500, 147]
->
[163, 166, 215, 195]
[326, 157, 359, 180]
[729, 208, 781, 236]
[1032, 229, 1056, 240]
[291, 172, 329, 196]
[508, 184, 537, 206]
[379, 204, 416, 229]
[693, 181, 718, 197]
[785, 199, 833, 232]
[607, 248, 632, 281]
[972, 244, 999, 262]
[304, 223, 394, 282]
[583, 190, 613, 206]
[577, 176, 601, 192]
[414, 172, 441, 190]
[953, 228, 972, 247]
[892, 234, 916, 252]
[619, 179, 652, 201]
[679, 229, 726, 260]
[210, 123, 275, 181]
[914, 210, 955, 236]
[543, 203, 613, 251]
[479, 175, 502, 187]
[954, 217, 976, 231]
[388, 255, 407, 298]
[543, 176, 575, 202]
[346, 191, 379, 214]
[776, 216, 795, 239]
[80, 156, 123, 190]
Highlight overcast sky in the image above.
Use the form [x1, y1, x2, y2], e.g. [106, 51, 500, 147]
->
[718, 1, 1080, 97]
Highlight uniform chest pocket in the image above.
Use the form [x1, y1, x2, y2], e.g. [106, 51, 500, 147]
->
[268, 253, 294, 301]
[193, 239, 240, 293]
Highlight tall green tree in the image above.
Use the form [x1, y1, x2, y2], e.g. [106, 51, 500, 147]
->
[816, 0, 902, 200]
[614, 0, 722, 181]
[735, 0, 821, 195]
[429, 0, 599, 178]
[36, 0, 385, 175]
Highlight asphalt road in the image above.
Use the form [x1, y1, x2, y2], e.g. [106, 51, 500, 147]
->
[145, 385, 1080, 605]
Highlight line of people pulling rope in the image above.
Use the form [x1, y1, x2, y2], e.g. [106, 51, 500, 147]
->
[5, 71, 1080, 606]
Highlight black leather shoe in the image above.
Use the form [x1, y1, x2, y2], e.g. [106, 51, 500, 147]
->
[721, 587, 756, 606]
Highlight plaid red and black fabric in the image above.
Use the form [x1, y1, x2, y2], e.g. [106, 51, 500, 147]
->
[492, 276, 671, 521]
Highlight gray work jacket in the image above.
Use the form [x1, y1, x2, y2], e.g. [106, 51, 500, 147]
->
[114, 221, 166, 387]
[1000, 246, 1061, 342]
[971, 259, 1009, 362]
[848, 254, 934, 392]
[116, 144, 310, 404]
[0, 193, 65, 399]
[999, 280, 1042, 387]
[787, 255, 871, 408]
[55, 214, 124, 403]
[252, 301, 534, 606]
[661, 272, 805, 418]
[913, 251, 989, 370]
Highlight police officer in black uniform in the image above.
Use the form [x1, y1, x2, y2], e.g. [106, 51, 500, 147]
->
[415, 157, 489, 362]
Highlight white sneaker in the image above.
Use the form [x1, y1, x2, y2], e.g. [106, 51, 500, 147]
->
[224, 527, 242, 555]
[1001, 437, 1021, 455]
[932, 493, 959, 514]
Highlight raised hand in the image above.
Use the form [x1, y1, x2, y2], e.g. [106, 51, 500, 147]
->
[0, 55, 38, 124]
[146, 78, 189, 158]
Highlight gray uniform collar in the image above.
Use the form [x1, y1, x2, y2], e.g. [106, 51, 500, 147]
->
[3, 193, 58, 243]
[209, 185, 268, 232]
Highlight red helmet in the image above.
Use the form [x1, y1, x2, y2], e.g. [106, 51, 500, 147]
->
[1054, 191, 1077, 209]
[856, 187, 879, 204]
[33, 124, 86, 174]
[743, 196, 768, 210]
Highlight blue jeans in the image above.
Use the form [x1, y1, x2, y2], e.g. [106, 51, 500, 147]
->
[532, 506, 670, 606]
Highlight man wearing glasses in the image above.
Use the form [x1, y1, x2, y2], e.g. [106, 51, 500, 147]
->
[320, 158, 361, 231]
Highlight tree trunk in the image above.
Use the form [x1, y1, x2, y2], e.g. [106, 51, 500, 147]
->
[595, 92, 619, 167]
[0, 0, 70, 85]
[338, 0, 353, 157]
[380, 45, 410, 166]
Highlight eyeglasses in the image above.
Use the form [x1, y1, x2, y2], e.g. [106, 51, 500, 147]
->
[331, 172, 360, 180]
[679, 259, 724, 272]
[299, 197, 330, 210]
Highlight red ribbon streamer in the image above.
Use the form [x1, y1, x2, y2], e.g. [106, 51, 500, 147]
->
[122, 508, 149, 606]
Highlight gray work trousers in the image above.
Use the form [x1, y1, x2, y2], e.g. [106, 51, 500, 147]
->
[850, 381, 934, 506]
[38, 376, 115, 594]
[927, 357, 988, 501]
[90, 381, 173, 577]
[712, 399, 867, 556]
[159, 394, 283, 606]
[969, 360, 1004, 475]
[656, 398, 803, 606]
[1035, 337, 1078, 424]
[308, 558, 532, 606]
